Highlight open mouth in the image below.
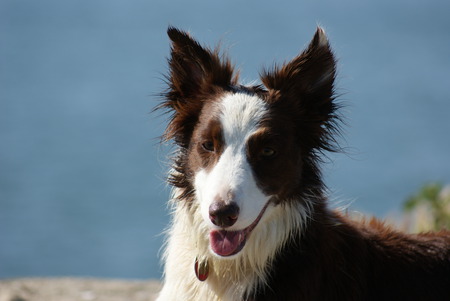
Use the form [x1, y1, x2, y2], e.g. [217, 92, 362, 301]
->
[209, 202, 269, 257]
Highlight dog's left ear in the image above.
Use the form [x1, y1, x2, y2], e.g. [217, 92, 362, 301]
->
[261, 27, 336, 116]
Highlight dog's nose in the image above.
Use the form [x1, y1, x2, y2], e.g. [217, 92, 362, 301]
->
[209, 202, 239, 228]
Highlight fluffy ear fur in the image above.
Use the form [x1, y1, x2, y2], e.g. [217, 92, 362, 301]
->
[261, 27, 340, 153]
[261, 27, 335, 94]
[162, 27, 238, 148]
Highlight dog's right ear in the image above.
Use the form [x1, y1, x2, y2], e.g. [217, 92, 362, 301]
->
[166, 26, 236, 99]
[162, 27, 237, 146]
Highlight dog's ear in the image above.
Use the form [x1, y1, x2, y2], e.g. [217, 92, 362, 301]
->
[261, 28, 340, 153]
[162, 27, 237, 146]
[261, 27, 336, 114]
[166, 26, 236, 99]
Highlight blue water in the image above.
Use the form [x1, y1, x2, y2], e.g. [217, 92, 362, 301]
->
[1, 0, 449, 280]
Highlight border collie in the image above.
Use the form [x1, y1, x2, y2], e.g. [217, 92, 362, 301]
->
[157, 27, 450, 300]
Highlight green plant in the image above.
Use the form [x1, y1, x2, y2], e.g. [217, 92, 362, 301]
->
[403, 183, 450, 231]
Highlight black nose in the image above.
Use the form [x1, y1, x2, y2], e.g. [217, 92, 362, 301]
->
[209, 202, 239, 228]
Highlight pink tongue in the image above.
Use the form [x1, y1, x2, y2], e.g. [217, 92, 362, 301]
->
[210, 230, 245, 256]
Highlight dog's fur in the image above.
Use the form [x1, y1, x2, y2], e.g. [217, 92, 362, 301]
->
[157, 27, 450, 300]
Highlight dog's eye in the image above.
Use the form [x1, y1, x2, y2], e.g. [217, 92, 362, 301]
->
[261, 147, 276, 158]
[202, 141, 215, 152]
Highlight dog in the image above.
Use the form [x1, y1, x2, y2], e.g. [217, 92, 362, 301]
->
[156, 26, 450, 300]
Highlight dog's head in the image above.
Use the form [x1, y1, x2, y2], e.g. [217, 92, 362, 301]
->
[160, 27, 339, 257]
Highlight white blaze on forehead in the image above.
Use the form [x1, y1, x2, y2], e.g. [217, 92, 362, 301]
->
[219, 92, 268, 144]
[194, 91, 271, 231]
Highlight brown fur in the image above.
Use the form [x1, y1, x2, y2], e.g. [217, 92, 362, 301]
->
[249, 206, 450, 300]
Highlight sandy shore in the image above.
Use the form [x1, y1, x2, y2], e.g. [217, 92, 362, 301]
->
[0, 278, 161, 301]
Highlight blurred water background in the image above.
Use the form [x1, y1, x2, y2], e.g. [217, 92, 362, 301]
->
[1, 0, 449, 280]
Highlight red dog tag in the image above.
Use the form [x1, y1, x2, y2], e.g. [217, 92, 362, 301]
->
[194, 257, 209, 281]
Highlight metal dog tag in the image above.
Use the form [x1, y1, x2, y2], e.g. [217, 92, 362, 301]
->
[194, 257, 209, 281]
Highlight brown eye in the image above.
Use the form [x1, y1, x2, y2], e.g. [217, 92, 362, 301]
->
[261, 147, 276, 158]
[202, 141, 215, 152]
